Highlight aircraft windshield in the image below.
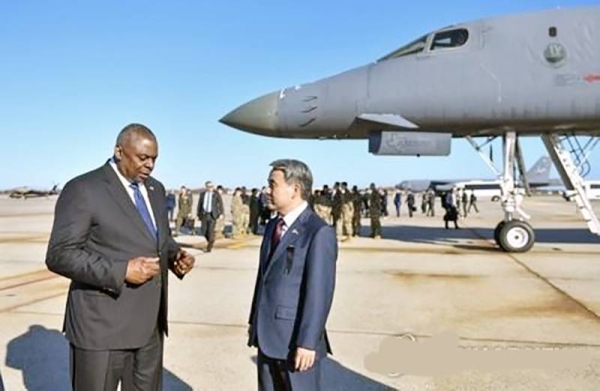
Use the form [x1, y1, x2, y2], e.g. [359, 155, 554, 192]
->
[430, 28, 469, 50]
[377, 35, 428, 62]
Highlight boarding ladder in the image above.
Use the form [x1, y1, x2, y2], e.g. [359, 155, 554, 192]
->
[542, 133, 600, 235]
[558, 134, 600, 177]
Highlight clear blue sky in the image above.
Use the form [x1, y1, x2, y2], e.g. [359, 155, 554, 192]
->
[1, 0, 599, 190]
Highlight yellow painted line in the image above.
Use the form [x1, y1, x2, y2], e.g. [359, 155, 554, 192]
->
[227, 242, 251, 249]
[0, 235, 49, 244]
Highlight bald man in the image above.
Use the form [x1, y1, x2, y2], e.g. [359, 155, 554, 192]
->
[46, 123, 195, 391]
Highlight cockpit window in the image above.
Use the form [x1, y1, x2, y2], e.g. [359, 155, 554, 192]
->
[377, 35, 428, 62]
[430, 29, 469, 50]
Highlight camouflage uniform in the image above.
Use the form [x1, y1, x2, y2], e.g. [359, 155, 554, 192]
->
[369, 185, 382, 238]
[340, 190, 354, 238]
[231, 190, 244, 238]
[332, 187, 343, 238]
[351, 187, 362, 236]
[426, 190, 436, 217]
[214, 187, 226, 239]
[313, 190, 332, 224]
[461, 190, 469, 217]
[175, 188, 193, 235]
[241, 190, 250, 236]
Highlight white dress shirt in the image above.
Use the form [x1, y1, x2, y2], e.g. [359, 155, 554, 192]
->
[279, 201, 308, 239]
[109, 158, 157, 229]
[203, 191, 214, 211]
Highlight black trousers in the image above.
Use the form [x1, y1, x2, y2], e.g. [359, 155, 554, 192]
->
[202, 215, 216, 251]
[257, 350, 321, 391]
[70, 328, 163, 391]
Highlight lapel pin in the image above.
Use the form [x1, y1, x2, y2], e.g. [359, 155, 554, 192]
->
[149, 186, 154, 191]
[292, 229, 299, 235]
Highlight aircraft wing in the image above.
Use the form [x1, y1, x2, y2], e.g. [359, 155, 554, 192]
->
[357, 113, 419, 129]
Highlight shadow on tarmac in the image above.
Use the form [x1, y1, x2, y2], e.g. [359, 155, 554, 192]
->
[5, 325, 192, 390]
[379, 224, 600, 246]
[250, 355, 395, 390]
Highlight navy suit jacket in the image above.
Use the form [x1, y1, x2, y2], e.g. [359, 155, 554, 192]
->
[248, 206, 337, 360]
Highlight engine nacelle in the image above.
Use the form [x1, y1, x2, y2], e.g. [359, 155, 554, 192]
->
[368, 131, 451, 156]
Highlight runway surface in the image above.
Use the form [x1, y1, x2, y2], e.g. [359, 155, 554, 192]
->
[1, 194, 599, 390]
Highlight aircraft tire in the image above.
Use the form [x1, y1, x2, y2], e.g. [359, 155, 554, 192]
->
[491, 196, 500, 202]
[498, 220, 535, 253]
[493, 221, 506, 245]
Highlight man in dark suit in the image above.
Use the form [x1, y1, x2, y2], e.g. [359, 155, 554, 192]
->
[46, 124, 195, 391]
[196, 180, 224, 253]
[248, 159, 338, 391]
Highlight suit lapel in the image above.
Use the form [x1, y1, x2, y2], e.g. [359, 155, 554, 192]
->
[264, 208, 311, 277]
[260, 220, 274, 275]
[101, 164, 157, 244]
[199, 192, 205, 213]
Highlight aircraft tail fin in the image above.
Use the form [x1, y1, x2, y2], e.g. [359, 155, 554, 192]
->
[525, 156, 551, 183]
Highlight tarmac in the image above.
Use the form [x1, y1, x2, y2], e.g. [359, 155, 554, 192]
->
[1, 194, 600, 390]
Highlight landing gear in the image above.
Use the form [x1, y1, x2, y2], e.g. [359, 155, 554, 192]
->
[469, 132, 534, 252]
[496, 220, 535, 253]
[469, 131, 600, 253]
[493, 221, 505, 245]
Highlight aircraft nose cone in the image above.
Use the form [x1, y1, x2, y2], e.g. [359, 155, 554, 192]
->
[220, 91, 279, 135]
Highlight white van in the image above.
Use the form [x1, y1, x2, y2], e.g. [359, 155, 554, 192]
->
[452, 180, 503, 201]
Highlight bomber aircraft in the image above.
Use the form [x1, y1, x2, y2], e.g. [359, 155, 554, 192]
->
[397, 156, 556, 193]
[9, 184, 59, 200]
[220, 6, 600, 253]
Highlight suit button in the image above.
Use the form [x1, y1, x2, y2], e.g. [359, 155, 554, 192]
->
[158, 251, 162, 256]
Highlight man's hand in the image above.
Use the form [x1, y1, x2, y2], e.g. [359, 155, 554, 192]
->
[174, 249, 195, 276]
[294, 347, 316, 372]
[125, 257, 160, 284]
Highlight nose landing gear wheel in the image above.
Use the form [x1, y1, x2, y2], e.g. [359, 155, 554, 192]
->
[493, 221, 506, 246]
[497, 220, 535, 253]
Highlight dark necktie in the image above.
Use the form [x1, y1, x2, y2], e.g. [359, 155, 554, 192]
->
[130, 183, 157, 239]
[268, 217, 285, 259]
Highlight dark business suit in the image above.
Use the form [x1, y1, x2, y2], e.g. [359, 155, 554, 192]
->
[248, 206, 337, 390]
[197, 190, 224, 252]
[46, 162, 181, 390]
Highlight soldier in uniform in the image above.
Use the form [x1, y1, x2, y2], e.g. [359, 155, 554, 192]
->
[331, 182, 343, 239]
[231, 187, 244, 239]
[340, 182, 354, 240]
[468, 191, 479, 213]
[322, 185, 333, 224]
[175, 185, 193, 236]
[241, 187, 250, 236]
[313, 190, 329, 223]
[214, 185, 226, 239]
[381, 189, 389, 217]
[427, 189, 436, 217]
[461, 189, 469, 218]
[249, 188, 261, 235]
[351, 185, 362, 237]
[406, 190, 415, 218]
[369, 183, 382, 239]
[421, 192, 428, 214]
